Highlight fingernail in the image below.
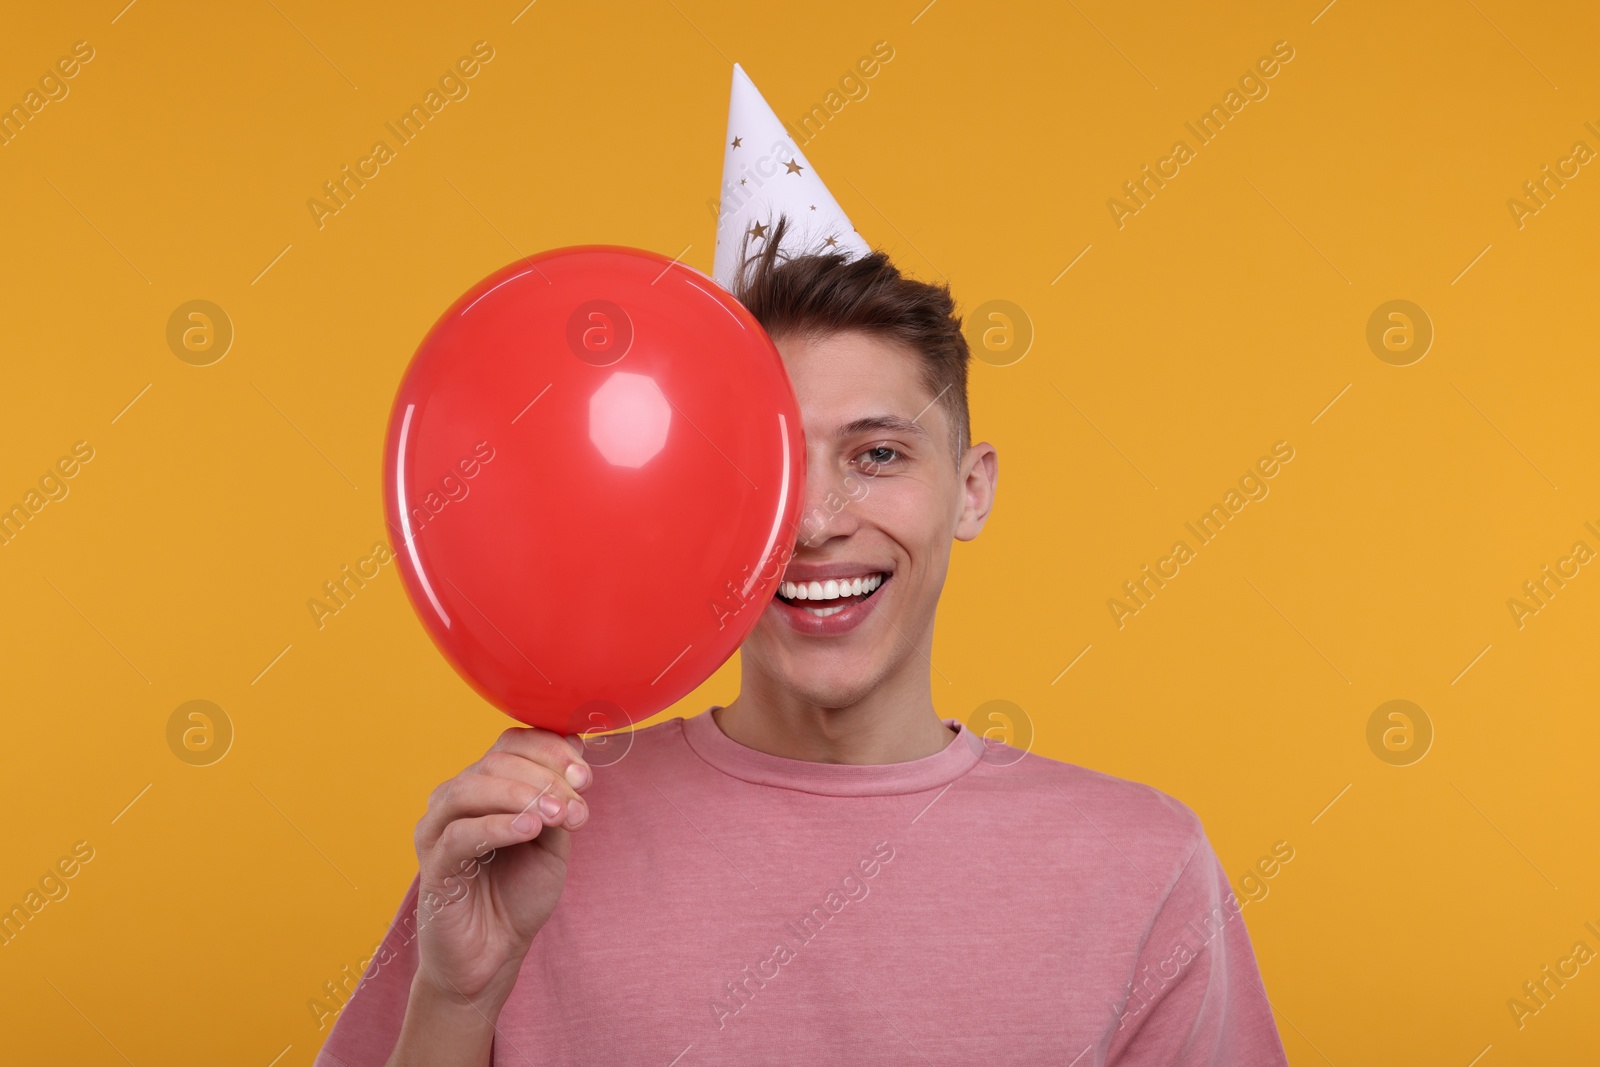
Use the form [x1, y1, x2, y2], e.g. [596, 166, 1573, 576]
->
[565, 798, 588, 828]
[511, 813, 536, 834]
[566, 762, 591, 790]
[538, 794, 563, 820]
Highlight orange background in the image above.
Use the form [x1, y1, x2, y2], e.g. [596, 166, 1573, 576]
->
[2, 1, 1597, 1063]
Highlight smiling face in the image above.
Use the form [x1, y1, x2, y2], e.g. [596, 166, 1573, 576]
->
[739, 329, 998, 711]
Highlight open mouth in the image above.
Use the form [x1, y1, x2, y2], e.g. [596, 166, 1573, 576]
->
[774, 572, 888, 618]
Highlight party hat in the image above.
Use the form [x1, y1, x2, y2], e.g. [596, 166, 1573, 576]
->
[711, 63, 871, 291]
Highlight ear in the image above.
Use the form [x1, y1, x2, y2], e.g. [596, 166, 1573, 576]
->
[954, 441, 998, 541]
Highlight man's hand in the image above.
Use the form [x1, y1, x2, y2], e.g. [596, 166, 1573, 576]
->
[407, 726, 592, 1014]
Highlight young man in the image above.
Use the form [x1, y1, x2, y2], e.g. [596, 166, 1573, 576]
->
[312, 212, 1290, 1065]
[315, 64, 1289, 1067]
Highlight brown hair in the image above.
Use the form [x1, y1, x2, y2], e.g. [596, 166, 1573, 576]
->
[728, 213, 971, 462]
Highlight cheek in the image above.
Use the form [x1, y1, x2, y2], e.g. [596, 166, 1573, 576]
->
[862, 477, 953, 560]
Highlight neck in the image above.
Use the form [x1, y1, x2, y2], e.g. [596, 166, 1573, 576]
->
[717, 651, 955, 765]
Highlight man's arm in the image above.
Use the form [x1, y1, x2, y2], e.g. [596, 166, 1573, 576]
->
[314, 727, 593, 1066]
[1104, 833, 1290, 1065]
[311, 873, 426, 1067]
[314, 871, 538, 1067]
[382, 973, 501, 1067]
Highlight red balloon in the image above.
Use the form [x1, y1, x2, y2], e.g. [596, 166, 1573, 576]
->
[382, 246, 804, 735]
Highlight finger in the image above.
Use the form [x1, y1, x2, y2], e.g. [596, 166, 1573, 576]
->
[474, 749, 592, 801]
[438, 770, 575, 826]
[420, 813, 574, 889]
[483, 727, 593, 792]
[415, 767, 581, 853]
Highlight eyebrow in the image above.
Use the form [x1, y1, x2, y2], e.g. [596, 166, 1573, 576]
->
[834, 414, 930, 440]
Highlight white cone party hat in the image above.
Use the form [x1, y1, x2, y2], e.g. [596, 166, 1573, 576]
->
[712, 63, 872, 292]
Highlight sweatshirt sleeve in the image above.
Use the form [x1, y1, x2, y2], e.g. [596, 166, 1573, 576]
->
[1104, 833, 1289, 1066]
[312, 872, 424, 1067]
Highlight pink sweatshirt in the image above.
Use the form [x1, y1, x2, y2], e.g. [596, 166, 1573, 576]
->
[314, 708, 1289, 1066]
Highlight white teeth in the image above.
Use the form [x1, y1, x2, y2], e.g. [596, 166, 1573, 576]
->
[779, 573, 887, 603]
[803, 604, 845, 617]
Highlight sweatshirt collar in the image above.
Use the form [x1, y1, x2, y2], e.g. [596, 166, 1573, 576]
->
[680, 706, 984, 797]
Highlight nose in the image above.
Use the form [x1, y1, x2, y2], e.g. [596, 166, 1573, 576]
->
[795, 450, 864, 549]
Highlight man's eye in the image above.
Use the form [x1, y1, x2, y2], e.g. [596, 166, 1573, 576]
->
[860, 446, 900, 467]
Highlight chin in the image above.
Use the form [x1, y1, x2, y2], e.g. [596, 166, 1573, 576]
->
[744, 620, 895, 710]
[775, 670, 881, 711]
